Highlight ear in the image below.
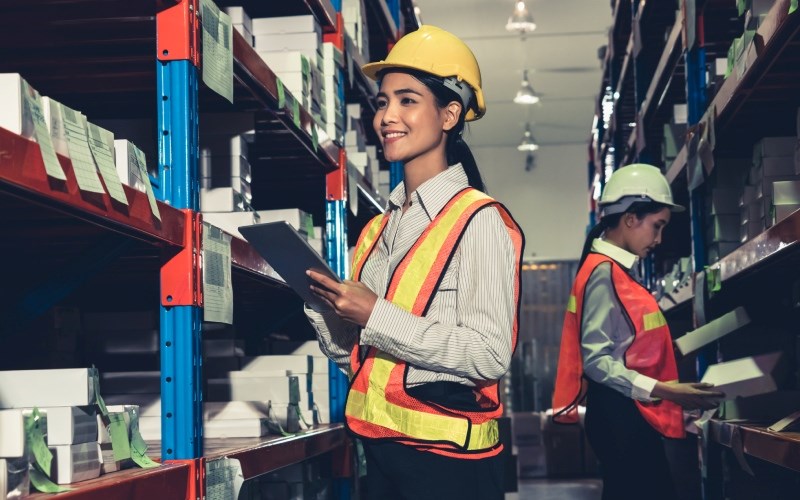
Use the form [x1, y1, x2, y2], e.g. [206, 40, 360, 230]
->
[442, 101, 462, 132]
[624, 213, 636, 228]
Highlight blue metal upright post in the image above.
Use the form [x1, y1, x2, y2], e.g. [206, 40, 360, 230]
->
[156, 0, 203, 462]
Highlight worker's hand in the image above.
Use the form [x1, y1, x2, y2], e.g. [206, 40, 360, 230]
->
[652, 382, 725, 410]
[307, 270, 378, 327]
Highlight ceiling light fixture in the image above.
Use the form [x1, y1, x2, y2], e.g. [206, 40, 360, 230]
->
[513, 70, 540, 105]
[517, 124, 539, 152]
[506, 1, 536, 34]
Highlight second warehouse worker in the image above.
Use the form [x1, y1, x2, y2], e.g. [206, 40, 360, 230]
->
[552, 164, 724, 500]
[304, 26, 524, 500]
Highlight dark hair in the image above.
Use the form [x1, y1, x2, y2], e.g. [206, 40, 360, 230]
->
[378, 69, 485, 192]
[579, 202, 670, 267]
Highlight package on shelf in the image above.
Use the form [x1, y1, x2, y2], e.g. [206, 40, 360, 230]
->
[706, 187, 742, 215]
[205, 356, 242, 378]
[201, 134, 251, 175]
[103, 396, 159, 418]
[753, 136, 796, 163]
[204, 401, 270, 421]
[253, 209, 313, 236]
[718, 390, 800, 421]
[204, 338, 245, 358]
[754, 174, 799, 201]
[750, 155, 796, 184]
[240, 354, 314, 374]
[675, 307, 750, 355]
[740, 218, 764, 243]
[207, 373, 301, 404]
[266, 402, 301, 434]
[344, 129, 366, 152]
[202, 207, 259, 240]
[97, 404, 136, 445]
[255, 32, 321, 61]
[40, 96, 71, 157]
[48, 442, 102, 484]
[83, 310, 160, 355]
[20, 406, 98, 446]
[0, 410, 24, 458]
[740, 199, 764, 225]
[342, 0, 369, 61]
[252, 15, 320, 37]
[706, 214, 740, 243]
[135, 416, 160, 441]
[0, 457, 30, 498]
[114, 139, 148, 193]
[204, 417, 270, 438]
[662, 123, 684, 164]
[100, 442, 134, 474]
[701, 352, 782, 400]
[320, 42, 344, 76]
[0, 73, 36, 139]
[224, 6, 254, 46]
[0, 368, 98, 409]
[200, 186, 252, 213]
[99, 371, 161, 395]
[773, 203, 800, 223]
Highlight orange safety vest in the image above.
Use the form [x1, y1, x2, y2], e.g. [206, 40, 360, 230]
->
[552, 253, 685, 438]
[344, 187, 524, 458]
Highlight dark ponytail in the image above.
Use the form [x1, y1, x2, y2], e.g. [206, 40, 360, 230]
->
[579, 202, 671, 267]
[381, 69, 486, 192]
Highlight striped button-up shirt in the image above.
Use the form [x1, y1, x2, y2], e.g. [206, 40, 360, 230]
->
[581, 239, 659, 401]
[305, 164, 519, 386]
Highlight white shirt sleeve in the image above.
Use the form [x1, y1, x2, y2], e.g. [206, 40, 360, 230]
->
[303, 305, 358, 374]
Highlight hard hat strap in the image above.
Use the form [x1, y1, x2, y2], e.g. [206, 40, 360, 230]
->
[442, 76, 475, 112]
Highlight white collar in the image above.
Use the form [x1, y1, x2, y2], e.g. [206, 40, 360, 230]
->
[591, 238, 639, 270]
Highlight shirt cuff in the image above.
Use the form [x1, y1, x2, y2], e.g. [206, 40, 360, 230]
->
[362, 298, 417, 358]
[631, 374, 659, 402]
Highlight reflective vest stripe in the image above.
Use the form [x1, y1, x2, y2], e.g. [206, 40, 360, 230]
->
[350, 215, 389, 281]
[567, 295, 577, 314]
[386, 189, 493, 314]
[643, 310, 667, 331]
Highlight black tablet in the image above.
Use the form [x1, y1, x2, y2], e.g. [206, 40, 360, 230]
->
[238, 221, 342, 312]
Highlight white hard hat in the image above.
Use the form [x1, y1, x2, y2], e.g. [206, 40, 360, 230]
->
[600, 163, 685, 216]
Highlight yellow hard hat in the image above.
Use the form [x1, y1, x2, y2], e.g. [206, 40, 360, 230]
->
[600, 163, 685, 215]
[362, 25, 486, 121]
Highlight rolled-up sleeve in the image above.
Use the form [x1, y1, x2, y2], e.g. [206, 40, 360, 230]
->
[360, 207, 518, 381]
[304, 306, 358, 374]
[580, 263, 658, 401]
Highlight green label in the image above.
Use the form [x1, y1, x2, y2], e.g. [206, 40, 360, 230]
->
[93, 367, 108, 416]
[24, 409, 52, 477]
[292, 98, 301, 128]
[108, 413, 132, 461]
[311, 124, 319, 152]
[30, 467, 70, 493]
[791, 0, 798, 14]
[129, 409, 159, 469]
[277, 78, 285, 109]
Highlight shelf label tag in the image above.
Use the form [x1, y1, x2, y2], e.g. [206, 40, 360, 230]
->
[88, 123, 129, 205]
[200, 0, 234, 103]
[129, 407, 160, 469]
[292, 97, 301, 128]
[62, 103, 107, 194]
[277, 78, 285, 109]
[203, 222, 234, 324]
[131, 145, 162, 221]
[23, 82, 66, 181]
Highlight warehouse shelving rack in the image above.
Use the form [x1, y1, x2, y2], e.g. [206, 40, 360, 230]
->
[0, 0, 417, 497]
[590, 0, 800, 497]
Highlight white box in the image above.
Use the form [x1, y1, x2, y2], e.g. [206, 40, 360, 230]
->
[672, 103, 688, 124]
[740, 202, 762, 224]
[772, 180, 800, 205]
[675, 307, 750, 355]
[740, 185, 758, 206]
[701, 352, 781, 400]
[204, 401, 270, 420]
[267, 403, 301, 433]
[740, 218, 764, 242]
[207, 374, 300, 404]
[0, 410, 24, 458]
[774, 204, 800, 222]
[205, 418, 269, 438]
[252, 209, 312, 235]
[233, 23, 254, 47]
[41, 96, 70, 157]
[252, 15, 320, 36]
[254, 33, 320, 56]
[200, 187, 249, 212]
[255, 50, 309, 74]
[104, 396, 160, 418]
[35, 406, 98, 446]
[97, 405, 136, 445]
[0, 368, 97, 409]
[100, 371, 160, 395]
[757, 156, 796, 176]
[136, 416, 161, 441]
[113, 139, 147, 192]
[707, 214, 740, 242]
[223, 7, 252, 34]
[0, 73, 35, 138]
[202, 211, 256, 240]
[754, 136, 796, 159]
[49, 442, 101, 484]
[240, 354, 313, 374]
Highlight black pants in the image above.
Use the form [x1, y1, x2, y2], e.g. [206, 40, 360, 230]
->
[362, 440, 505, 500]
[584, 380, 677, 500]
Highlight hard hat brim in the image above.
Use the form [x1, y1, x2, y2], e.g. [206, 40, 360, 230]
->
[361, 61, 485, 121]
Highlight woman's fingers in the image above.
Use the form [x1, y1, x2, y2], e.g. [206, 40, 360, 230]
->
[307, 270, 339, 290]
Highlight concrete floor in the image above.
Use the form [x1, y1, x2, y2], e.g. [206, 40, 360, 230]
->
[506, 479, 603, 500]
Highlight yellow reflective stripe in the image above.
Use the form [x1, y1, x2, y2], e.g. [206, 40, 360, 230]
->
[347, 352, 471, 445]
[643, 310, 667, 331]
[350, 215, 385, 279]
[391, 190, 491, 312]
[567, 295, 577, 314]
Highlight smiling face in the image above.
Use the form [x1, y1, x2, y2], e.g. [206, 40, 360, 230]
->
[621, 207, 672, 258]
[373, 72, 459, 166]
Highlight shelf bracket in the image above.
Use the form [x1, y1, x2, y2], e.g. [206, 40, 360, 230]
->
[157, 0, 201, 67]
[164, 458, 205, 500]
[161, 209, 204, 307]
[323, 13, 345, 51]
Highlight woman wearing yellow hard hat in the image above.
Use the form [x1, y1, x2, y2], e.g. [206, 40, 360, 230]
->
[305, 25, 524, 499]
[552, 164, 723, 500]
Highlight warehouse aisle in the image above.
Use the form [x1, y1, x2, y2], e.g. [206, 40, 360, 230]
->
[508, 479, 603, 500]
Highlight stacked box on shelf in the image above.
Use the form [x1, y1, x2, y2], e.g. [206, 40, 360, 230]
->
[702, 158, 745, 262]
[253, 15, 325, 119]
[0, 410, 29, 497]
[0, 369, 102, 484]
[0, 73, 36, 140]
[344, 103, 379, 188]
[224, 6, 254, 47]
[253, 208, 324, 256]
[239, 355, 318, 427]
[342, 0, 369, 62]
[663, 104, 688, 166]
[744, 137, 799, 238]
[320, 42, 345, 143]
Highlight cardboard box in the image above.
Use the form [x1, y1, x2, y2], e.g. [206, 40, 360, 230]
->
[223, 6, 252, 34]
[255, 50, 311, 74]
[254, 33, 320, 57]
[706, 214, 740, 242]
[205, 418, 269, 438]
[49, 442, 102, 484]
[772, 180, 800, 205]
[0, 368, 97, 409]
[114, 139, 147, 192]
[0, 410, 24, 458]
[202, 210, 257, 240]
[701, 352, 782, 400]
[707, 242, 740, 263]
[251, 15, 320, 36]
[35, 406, 98, 446]
[675, 307, 750, 355]
[206, 374, 301, 404]
[267, 403, 301, 433]
[707, 188, 742, 215]
[103, 396, 160, 418]
[774, 204, 800, 223]
[200, 187, 250, 212]
[740, 201, 762, 224]
[740, 218, 765, 242]
[753, 136, 797, 161]
[97, 405, 136, 445]
[204, 401, 270, 421]
[0, 73, 35, 139]
[755, 155, 796, 176]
